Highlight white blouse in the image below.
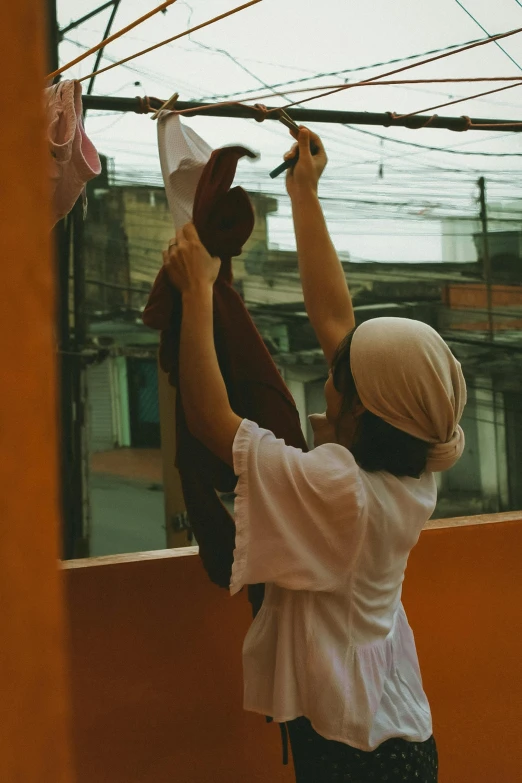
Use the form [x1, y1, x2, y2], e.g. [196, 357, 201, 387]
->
[230, 418, 438, 751]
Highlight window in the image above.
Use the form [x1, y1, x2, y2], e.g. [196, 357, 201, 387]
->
[60, 117, 522, 559]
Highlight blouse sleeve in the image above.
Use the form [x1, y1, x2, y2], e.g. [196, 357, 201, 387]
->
[230, 419, 366, 595]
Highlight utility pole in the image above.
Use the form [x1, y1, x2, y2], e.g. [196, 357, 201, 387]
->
[48, 0, 90, 558]
[71, 201, 92, 559]
[59, 0, 116, 39]
[86, 0, 121, 96]
[47, 0, 60, 74]
[49, 0, 73, 558]
[478, 176, 494, 340]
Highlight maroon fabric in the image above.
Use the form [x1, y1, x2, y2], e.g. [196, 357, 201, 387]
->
[143, 146, 308, 591]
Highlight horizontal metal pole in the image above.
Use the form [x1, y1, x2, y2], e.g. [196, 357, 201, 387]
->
[82, 94, 522, 132]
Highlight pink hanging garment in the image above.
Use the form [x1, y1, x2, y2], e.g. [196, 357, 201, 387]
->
[44, 80, 101, 226]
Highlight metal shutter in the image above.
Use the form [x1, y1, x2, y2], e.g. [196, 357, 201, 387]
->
[88, 360, 116, 453]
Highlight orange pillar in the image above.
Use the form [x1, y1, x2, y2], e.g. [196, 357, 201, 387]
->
[0, 3, 74, 782]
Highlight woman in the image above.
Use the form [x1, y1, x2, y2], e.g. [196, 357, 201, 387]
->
[164, 128, 466, 783]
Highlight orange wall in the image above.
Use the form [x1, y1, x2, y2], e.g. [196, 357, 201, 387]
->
[443, 284, 522, 331]
[65, 551, 292, 783]
[0, 1, 75, 782]
[64, 518, 522, 783]
[406, 519, 522, 782]
[446, 283, 522, 309]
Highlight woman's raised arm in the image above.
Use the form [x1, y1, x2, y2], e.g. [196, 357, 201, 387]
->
[286, 127, 355, 365]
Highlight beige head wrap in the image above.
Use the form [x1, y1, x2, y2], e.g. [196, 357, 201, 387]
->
[350, 318, 467, 472]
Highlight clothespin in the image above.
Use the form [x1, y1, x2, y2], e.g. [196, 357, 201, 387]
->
[150, 91, 179, 120]
[269, 109, 319, 179]
[277, 109, 300, 137]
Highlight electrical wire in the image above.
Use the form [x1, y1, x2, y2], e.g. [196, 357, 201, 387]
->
[54, 13, 522, 517]
[453, 0, 522, 72]
[395, 79, 522, 122]
[77, 0, 264, 84]
[48, 0, 178, 79]
[198, 35, 490, 102]
[274, 26, 522, 112]
[342, 126, 522, 157]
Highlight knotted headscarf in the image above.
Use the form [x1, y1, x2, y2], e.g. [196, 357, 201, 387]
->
[350, 318, 466, 472]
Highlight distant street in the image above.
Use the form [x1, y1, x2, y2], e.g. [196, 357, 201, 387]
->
[89, 472, 167, 557]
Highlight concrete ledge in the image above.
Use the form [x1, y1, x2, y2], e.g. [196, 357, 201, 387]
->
[61, 511, 522, 569]
[425, 509, 522, 530]
[62, 546, 199, 569]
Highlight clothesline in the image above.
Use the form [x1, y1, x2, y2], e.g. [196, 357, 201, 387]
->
[394, 81, 522, 122]
[196, 36, 513, 102]
[47, 0, 178, 80]
[51, 0, 522, 130]
[236, 76, 522, 104]
[53, 0, 522, 122]
[82, 95, 522, 132]
[75, 22, 522, 128]
[169, 81, 522, 128]
[77, 0, 262, 84]
[275, 24, 522, 114]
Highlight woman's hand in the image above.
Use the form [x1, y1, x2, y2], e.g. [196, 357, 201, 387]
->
[163, 223, 221, 294]
[285, 126, 327, 199]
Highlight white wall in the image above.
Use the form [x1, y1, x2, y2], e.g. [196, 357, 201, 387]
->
[441, 218, 480, 264]
[87, 356, 131, 453]
[282, 366, 328, 448]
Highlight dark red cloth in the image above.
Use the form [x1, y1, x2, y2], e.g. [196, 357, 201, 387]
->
[143, 146, 308, 594]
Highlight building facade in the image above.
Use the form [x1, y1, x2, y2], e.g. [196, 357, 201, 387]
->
[82, 174, 522, 534]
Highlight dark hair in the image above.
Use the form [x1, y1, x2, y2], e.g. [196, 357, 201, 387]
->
[331, 328, 430, 478]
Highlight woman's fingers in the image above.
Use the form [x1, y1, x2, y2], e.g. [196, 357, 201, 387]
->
[175, 225, 185, 245]
[181, 221, 199, 241]
[300, 125, 322, 147]
[297, 127, 312, 160]
[284, 142, 299, 160]
[297, 125, 327, 164]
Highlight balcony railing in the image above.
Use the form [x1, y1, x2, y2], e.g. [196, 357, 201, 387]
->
[62, 511, 522, 783]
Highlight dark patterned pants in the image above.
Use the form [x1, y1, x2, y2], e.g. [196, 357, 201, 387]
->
[286, 717, 438, 783]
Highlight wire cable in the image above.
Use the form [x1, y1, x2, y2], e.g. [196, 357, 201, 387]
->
[395, 80, 522, 122]
[275, 26, 522, 112]
[199, 36, 489, 102]
[47, 0, 178, 80]
[77, 0, 263, 84]
[453, 0, 522, 72]
[343, 126, 522, 157]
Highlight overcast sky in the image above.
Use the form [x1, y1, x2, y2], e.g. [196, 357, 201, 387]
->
[56, 0, 522, 261]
